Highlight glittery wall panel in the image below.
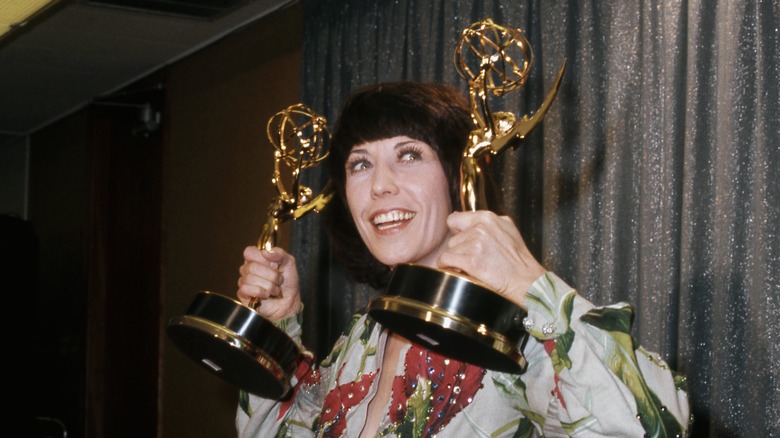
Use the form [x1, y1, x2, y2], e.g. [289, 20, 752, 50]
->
[296, 1, 780, 436]
[677, 1, 780, 435]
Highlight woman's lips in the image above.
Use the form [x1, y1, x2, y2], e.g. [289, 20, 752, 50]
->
[371, 209, 416, 231]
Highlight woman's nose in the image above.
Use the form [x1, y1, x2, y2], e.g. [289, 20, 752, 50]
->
[370, 164, 399, 197]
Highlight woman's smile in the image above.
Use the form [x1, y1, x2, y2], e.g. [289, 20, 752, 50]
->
[371, 209, 416, 232]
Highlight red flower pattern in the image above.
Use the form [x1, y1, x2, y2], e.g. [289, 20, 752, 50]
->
[390, 344, 486, 435]
[543, 339, 567, 409]
[317, 363, 378, 437]
[278, 352, 319, 420]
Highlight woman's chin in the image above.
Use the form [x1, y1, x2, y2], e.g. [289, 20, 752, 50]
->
[371, 241, 444, 269]
[381, 255, 437, 269]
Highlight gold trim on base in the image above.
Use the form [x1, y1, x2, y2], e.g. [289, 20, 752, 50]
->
[369, 295, 527, 371]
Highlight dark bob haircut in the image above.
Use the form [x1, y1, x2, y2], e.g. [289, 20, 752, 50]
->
[322, 81, 497, 289]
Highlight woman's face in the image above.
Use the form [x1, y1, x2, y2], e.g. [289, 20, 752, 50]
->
[345, 135, 453, 268]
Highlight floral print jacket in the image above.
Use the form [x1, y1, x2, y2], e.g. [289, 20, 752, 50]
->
[237, 272, 690, 437]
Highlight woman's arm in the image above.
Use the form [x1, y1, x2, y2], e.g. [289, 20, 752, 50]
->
[236, 309, 330, 437]
[235, 245, 322, 437]
[441, 212, 690, 436]
[494, 273, 690, 436]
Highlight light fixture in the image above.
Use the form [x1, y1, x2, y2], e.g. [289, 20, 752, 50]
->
[0, 0, 62, 42]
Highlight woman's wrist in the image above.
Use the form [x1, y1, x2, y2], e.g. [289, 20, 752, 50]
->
[521, 272, 577, 340]
[506, 267, 548, 311]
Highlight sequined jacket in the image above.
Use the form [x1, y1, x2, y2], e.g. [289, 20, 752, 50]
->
[236, 272, 690, 437]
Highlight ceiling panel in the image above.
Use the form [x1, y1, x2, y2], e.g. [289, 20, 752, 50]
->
[85, 0, 249, 20]
[0, 0, 294, 138]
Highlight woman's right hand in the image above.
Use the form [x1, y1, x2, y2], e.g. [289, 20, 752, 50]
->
[440, 211, 546, 311]
[237, 245, 301, 321]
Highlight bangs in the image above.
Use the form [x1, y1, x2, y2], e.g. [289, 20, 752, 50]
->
[327, 81, 472, 213]
[332, 91, 437, 159]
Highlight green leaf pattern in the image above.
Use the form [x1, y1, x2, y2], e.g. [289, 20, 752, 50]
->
[581, 307, 685, 437]
[491, 372, 546, 431]
[236, 273, 689, 437]
[500, 273, 688, 437]
[384, 377, 432, 437]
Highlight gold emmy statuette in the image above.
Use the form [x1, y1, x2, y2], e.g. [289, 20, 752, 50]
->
[167, 104, 334, 399]
[368, 19, 566, 373]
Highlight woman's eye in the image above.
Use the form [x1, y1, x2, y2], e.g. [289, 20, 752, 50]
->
[347, 158, 370, 174]
[399, 148, 422, 162]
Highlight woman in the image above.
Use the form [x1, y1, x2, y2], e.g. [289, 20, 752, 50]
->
[235, 82, 690, 437]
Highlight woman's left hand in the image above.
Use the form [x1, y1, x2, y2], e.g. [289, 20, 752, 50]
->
[438, 211, 545, 310]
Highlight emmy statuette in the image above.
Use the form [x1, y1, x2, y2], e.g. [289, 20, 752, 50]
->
[368, 19, 566, 373]
[167, 104, 334, 399]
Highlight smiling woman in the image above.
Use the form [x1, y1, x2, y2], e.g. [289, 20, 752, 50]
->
[324, 82, 475, 289]
[232, 81, 691, 437]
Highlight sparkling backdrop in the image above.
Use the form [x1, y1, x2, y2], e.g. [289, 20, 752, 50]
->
[292, 1, 780, 436]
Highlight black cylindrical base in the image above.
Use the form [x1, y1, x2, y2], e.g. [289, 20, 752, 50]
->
[368, 264, 528, 373]
[166, 291, 301, 399]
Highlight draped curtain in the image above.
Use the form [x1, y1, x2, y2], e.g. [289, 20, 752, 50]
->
[290, 1, 779, 436]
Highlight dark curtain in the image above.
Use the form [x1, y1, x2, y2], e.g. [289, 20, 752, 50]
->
[290, 1, 780, 436]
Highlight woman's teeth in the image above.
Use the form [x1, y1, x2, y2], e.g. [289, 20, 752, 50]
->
[373, 211, 415, 229]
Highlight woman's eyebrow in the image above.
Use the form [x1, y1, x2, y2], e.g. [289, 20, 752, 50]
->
[348, 147, 368, 156]
[393, 140, 419, 149]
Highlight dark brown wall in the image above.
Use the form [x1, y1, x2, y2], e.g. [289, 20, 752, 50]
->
[29, 3, 303, 437]
[161, 4, 303, 437]
[84, 83, 165, 437]
[30, 110, 90, 438]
